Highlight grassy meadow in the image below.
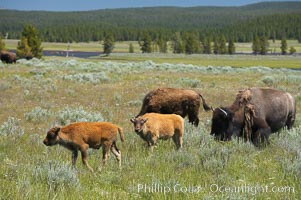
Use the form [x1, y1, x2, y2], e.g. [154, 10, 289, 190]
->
[0, 54, 301, 199]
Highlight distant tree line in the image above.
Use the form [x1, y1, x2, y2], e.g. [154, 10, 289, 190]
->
[138, 31, 236, 55]
[0, 4, 300, 43]
[16, 13, 300, 43]
[251, 35, 297, 55]
[2, 24, 298, 58]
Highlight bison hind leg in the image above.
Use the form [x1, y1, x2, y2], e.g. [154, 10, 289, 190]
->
[80, 144, 94, 172]
[188, 113, 199, 127]
[72, 150, 78, 166]
[286, 113, 295, 130]
[172, 130, 183, 150]
[110, 141, 121, 167]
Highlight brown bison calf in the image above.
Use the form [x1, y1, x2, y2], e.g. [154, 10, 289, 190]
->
[43, 122, 124, 172]
[130, 113, 184, 151]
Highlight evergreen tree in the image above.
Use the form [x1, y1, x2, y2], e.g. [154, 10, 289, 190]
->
[103, 32, 115, 55]
[252, 35, 261, 55]
[16, 37, 32, 59]
[0, 36, 5, 51]
[202, 36, 212, 54]
[219, 35, 227, 54]
[157, 35, 167, 53]
[129, 43, 134, 53]
[259, 36, 269, 55]
[280, 37, 288, 55]
[228, 38, 236, 54]
[172, 32, 185, 54]
[139, 32, 152, 53]
[213, 37, 220, 54]
[289, 47, 296, 54]
[21, 24, 43, 58]
[272, 31, 276, 43]
[183, 32, 200, 54]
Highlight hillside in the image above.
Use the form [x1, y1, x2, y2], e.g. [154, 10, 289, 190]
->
[0, 1, 300, 42]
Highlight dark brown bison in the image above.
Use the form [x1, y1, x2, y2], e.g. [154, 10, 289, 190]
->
[0, 50, 16, 64]
[210, 87, 296, 146]
[136, 88, 211, 127]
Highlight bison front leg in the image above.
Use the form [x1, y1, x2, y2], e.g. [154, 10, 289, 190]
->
[80, 144, 94, 172]
[148, 136, 157, 152]
[258, 127, 271, 147]
[251, 128, 270, 147]
[102, 142, 111, 166]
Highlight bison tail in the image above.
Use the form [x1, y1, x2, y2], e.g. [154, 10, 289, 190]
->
[118, 127, 125, 142]
[199, 94, 212, 111]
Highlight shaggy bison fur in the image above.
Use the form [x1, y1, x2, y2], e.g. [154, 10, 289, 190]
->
[210, 87, 296, 146]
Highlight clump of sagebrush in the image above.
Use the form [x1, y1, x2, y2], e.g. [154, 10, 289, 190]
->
[114, 93, 122, 104]
[56, 106, 104, 125]
[62, 72, 110, 84]
[0, 80, 11, 91]
[15, 58, 301, 78]
[12, 73, 57, 93]
[33, 160, 80, 192]
[178, 77, 201, 88]
[0, 117, 24, 138]
[16, 175, 31, 199]
[29, 68, 47, 76]
[199, 145, 232, 173]
[280, 75, 301, 84]
[24, 107, 52, 123]
[274, 126, 301, 179]
[260, 75, 277, 86]
[127, 100, 141, 107]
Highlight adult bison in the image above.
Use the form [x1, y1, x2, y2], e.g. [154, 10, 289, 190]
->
[136, 88, 211, 126]
[0, 50, 16, 64]
[210, 87, 296, 146]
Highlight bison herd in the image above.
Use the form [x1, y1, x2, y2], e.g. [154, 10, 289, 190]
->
[43, 87, 296, 172]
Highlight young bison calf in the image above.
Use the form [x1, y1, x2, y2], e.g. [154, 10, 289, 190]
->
[130, 113, 184, 151]
[43, 122, 124, 172]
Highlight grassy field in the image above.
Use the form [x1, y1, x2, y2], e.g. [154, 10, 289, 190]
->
[0, 56, 301, 199]
[99, 53, 301, 69]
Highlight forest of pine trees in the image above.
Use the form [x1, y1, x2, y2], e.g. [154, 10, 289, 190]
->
[0, 2, 300, 44]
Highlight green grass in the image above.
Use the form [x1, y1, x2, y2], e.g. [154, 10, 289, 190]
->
[0, 57, 300, 199]
[99, 53, 301, 69]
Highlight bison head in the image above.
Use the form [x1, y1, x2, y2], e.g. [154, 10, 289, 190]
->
[210, 107, 246, 141]
[210, 107, 234, 141]
[43, 126, 60, 146]
[130, 117, 148, 133]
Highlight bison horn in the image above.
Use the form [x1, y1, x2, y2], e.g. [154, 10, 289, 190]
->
[218, 108, 228, 116]
[130, 117, 136, 123]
